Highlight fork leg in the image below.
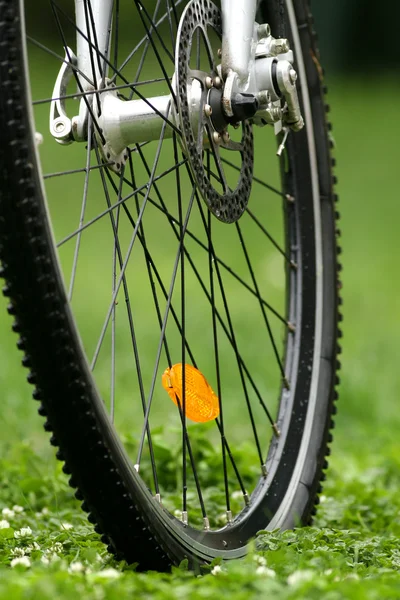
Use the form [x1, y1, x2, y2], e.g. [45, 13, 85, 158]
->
[75, 0, 113, 90]
[220, 0, 257, 84]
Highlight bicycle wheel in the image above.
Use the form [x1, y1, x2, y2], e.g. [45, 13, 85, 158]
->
[0, 0, 341, 570]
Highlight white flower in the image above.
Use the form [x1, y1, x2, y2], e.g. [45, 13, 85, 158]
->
[231, 490, 243, 500]
[10, 547, 25, 557]
[61, 522, 73, 530]
[94, 568, 121, 579]
[256, 566, 276, 577]
[41, 508, 49, 516]
[25, 542, 40, 554]
[12, 505, 24, 514]
[47, 542, 63, 554]
[11, 556, 31, 568]
[69, 561, 85, 573]
[0, 520, 10, 529]
[41, 556, 50, 566]
[287, 570, 314, 586]
[253, 555, 267, 567]
[211, 565, 223, 576]
[14, 526, 32, 539]
[2, 508, 15, 519]
[319, 495, 327, 503]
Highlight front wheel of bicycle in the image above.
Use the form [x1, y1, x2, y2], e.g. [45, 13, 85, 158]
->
[0, 0, 341, 570]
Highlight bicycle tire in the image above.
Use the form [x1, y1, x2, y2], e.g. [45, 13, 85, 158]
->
[0, 0, 341, 571]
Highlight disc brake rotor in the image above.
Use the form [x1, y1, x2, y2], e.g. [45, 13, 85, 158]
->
[175, 0, 254, 224]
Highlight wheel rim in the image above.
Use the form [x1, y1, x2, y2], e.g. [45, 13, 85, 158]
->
[21, 0, 320, 553]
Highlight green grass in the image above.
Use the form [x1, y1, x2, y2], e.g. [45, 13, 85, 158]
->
[1, 74, 400, 598]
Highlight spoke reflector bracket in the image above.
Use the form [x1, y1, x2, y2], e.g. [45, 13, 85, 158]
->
[203, 517, 210, 531]
[181, 511, 188, 526]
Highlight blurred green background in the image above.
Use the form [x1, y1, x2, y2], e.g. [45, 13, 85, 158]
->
[1, 0, 399, 492]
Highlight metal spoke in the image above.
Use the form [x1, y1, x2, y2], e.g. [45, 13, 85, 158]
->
[236, 222, 289, 389]
[68, 119, 93, 301]
[172, 132, 188, 516]
[44, 162, 115, 180]
[246, 208, 295, 266]
[207, 210, 231, 516]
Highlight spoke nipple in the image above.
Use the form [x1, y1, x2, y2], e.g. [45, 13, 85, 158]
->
[290, 261, 298, 270]
[226, 510, 233, 523]
[272, 423, 281, 437]
[217, 48, 222, 58]
[203, 516, 210, 531]
[214, 76, 222, 89]
[287, 321, 296, 333]
[283, 377, 290, 390]
[154, 493, 162, 504]
[181, 511, 188, 525]
[205, 76, 213, 89]
[204, 104, 213, 118]
[212, 131, 221, 144]
[286, 194, 295, 203]
[243, 492, 250, 506]
[133, 463, 140, 473]
[261, 464, 268, 477]
[222, 131, 230, 144]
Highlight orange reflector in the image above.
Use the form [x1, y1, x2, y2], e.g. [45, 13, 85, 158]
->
[162, 363, 219, 423]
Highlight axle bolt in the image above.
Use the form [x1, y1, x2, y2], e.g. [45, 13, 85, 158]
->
[222, 131, 230, 143]
[217, 48, 222, 58]
[257, 23, 271, 40]
[212, 131, 221, 144]
[205, 76, 213, 89]
[258, 90, 271, 106]
[214, 76, 222, 89]
[204, 104, 213, 118]
[289, 69, 298, 84]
